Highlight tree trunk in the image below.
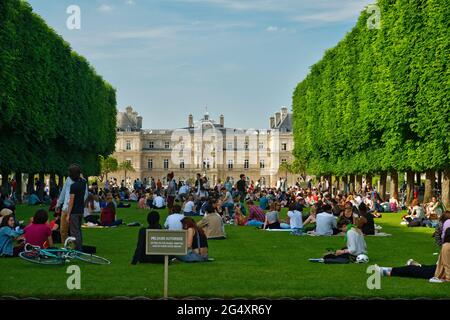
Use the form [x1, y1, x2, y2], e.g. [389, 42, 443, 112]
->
[423, 170, 434, 204]
[58, 174, 64, 190]
[342, 175, 348, 194]
[390, 170, 398, 200]
[335, 176, 340, 194]
[416, 172, 422, 186]
[15, 172, 22, 203]
[366, 174, 373, 191]
[437, 171, 442, 191]
[442, 169, 450, 210]
[379, 171, 387, 202]
[406, 171, 415, 206]
[355, 175, 363, 193]
[1, 171, 9, 194]
[38, 172, 45, 201]
[27, 173, 35, 195]
[349, 174, 355, 193]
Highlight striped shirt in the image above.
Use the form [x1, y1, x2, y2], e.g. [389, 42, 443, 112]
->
[248, 206, 266, 222]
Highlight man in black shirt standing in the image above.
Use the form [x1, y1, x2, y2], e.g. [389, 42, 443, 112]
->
[236, 174, 247, 203]
[67, 164, 87, 251]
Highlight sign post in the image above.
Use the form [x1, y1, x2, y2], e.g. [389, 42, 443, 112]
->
[146, 230, 187, 299]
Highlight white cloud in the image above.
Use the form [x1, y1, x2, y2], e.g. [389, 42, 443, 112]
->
[293, 1, 373, 23]
[125, 0, 136, 5]
[98, 4, 114, 12]
[266, 26, 278, 32]
[113, 26, 182, 39]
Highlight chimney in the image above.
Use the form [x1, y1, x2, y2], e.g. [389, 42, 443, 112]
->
[270, 117, 275, 129]
[220, 115, 224, 127]
[188, 114, 194, 128]
[275, 112, 281, 127]
[136, 116, 143, 129]
[281, 107, 288, 120]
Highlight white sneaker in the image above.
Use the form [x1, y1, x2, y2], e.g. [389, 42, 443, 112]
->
[429, 277, 446, 283]
[400, 221, 408, 225]
[406, 259, 422, 267]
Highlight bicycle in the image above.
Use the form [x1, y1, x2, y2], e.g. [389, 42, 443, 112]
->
[19, 237, 111, 265]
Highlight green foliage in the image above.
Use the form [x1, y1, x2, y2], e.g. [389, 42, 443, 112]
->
[0, 0, 117, 176]
[293, 0, 450, 177]
[100, 156, 119, 180]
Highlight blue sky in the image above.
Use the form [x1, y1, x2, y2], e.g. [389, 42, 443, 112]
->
[27, 0, 373, 129]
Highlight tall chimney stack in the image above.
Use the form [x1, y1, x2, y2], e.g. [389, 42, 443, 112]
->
[220, 114, 224, 127]
[275, 112, 281, 127]
[270, 117, 275, 128]
[188, 114, 194, 128]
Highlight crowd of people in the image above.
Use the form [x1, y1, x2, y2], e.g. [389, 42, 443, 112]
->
[0, 168, 448, 283]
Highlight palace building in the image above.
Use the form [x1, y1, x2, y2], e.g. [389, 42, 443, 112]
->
[114, 106, 299, 187]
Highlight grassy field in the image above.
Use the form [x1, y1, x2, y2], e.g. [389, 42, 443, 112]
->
[0, 203, 449, 299]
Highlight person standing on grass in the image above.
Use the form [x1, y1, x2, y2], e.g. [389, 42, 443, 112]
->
[166, 172, 177, 210]
[56, 165, 88, 244]
[66, 164, 87, 251]
[236, 174, 247, 203]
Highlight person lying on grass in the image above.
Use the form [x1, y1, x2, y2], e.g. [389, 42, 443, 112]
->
[0, 214, 24, 257]
[177, 217, 211, 263]
[375, 228, 450, 283]
[131, 211, 165, 265]
[311, 218, 367, 264]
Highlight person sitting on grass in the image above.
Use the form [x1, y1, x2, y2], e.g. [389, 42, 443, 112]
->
[152, 193, 166, 210]
[403, 199, 426, 227]
[357, 203, 375, 235]
[84, 194, 100, 225]
[164, 204, 184, 231]
[302, 210, 317, 233]
[137, 194, 147, 209]
[284, 202, 303, 235]
[340, 201, 356, 224]
[100, 202, 123, 227]
[131, 211, 165, 265]
[183, 195, 198, 216]
[314, 204, 338, 236]
[376, 228, 450, 283]
[246, 200, 266, 227]
[263, 202, 282, 230]
[197, 204, 226, 240]
[0, 214, 24, 257]
[233, 205, 248, 226]
[49, 212, 61, 244]
[24, 209, 53, 248]
[177, 217, 210, 263]
[314, 218, 367, 264]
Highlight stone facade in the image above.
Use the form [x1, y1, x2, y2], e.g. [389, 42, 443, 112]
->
[114, 106, 298, 187]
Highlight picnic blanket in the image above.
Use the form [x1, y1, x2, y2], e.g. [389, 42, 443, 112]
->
[306, 231, 392, 237]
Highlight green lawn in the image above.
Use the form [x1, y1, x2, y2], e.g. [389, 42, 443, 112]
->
[1, 203, 449, 299]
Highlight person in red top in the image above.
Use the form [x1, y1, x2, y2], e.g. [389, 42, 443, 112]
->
[24, 209, 53, 248]
[100, 202, 123, 227]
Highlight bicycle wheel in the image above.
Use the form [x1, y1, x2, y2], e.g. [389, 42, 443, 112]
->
[73, 251, 111, 265]
[19, 250, 64, 265]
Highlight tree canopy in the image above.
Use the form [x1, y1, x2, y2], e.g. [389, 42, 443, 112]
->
[0, 0, 117, 176]
[292, 0, 449, 178]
